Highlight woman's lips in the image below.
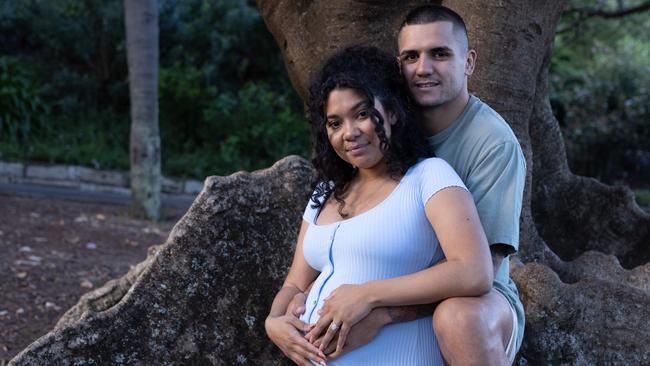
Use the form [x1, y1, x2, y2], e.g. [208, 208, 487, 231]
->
[346, 142, 370, 156]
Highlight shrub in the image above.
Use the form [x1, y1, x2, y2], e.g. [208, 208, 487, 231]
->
[0, 56, 50, 143]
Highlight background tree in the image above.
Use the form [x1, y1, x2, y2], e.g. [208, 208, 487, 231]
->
[124, 0, 161, 220]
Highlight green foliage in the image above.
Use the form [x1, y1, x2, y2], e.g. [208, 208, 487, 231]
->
[635, 189, 650, 207]
[0, 0, 309, 179]
[551, 3, 650, 185]
[0, 56, 50, 143]
[162, 81, 309, 177]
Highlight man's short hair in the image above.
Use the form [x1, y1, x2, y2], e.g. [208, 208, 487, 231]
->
[399, 5, 469, 50]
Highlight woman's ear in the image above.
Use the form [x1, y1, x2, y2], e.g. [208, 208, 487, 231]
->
[388, 111, 398, 125]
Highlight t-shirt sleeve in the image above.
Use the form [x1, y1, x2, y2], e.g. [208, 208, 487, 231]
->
[419, 158, 467, 206]
[302, 183, 328, 224]
[466, 140, 526, 253]
[302, 199, 317, 224]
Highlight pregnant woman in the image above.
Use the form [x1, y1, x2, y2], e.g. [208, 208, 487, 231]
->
[265, 46, 493, 365]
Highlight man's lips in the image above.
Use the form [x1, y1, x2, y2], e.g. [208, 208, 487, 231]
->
[414, 80, 440, 88]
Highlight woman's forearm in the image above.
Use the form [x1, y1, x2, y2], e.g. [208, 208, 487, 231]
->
[268, 285, 305, 319]
[364, 258, 493, 309]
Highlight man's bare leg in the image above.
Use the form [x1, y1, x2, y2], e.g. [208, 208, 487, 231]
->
[432, 289, 513, 366]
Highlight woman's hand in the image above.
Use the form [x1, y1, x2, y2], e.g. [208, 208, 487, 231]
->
[305, 284, 374, 354]
[265, 315, 328, 366]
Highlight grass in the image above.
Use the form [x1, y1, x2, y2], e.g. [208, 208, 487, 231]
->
[634, 189, 650, 207]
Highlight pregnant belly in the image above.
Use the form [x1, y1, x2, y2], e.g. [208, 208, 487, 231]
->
[324, 317, 443, 366]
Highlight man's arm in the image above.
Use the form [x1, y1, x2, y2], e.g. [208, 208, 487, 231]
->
[490, 243, 510, 276]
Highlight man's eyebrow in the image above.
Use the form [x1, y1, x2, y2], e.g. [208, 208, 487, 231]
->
[398, 49, 417, 57]
[431, 46, 453, 53]
[399, 46, 453, 57]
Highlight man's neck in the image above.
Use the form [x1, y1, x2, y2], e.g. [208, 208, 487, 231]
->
[420, 91, 470, 136]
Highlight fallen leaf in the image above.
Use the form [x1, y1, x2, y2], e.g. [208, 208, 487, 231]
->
[16, 272, 27, 279]
[29, 212, 40, 218]
[44, 302, 61, 311]
[34, 237, 47, 243]
[85, 242, 97, 250]
[74, 215, 88, 223]
[123, 239, 139, 247]
[80, 279, 94, 289]
[95, 214, 106, 220]
[19, 246, 33, 252]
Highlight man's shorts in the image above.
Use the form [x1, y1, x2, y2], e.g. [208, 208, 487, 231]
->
[498, 291, 519, 364]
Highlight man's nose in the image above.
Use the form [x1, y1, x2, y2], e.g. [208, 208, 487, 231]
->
[416, 55, 433, 76]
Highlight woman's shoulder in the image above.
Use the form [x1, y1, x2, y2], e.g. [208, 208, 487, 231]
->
[410, 157, 466, 193]
[411, 157, 457, 176]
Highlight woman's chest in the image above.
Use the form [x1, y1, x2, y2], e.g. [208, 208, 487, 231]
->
[302, 191, 440, 272]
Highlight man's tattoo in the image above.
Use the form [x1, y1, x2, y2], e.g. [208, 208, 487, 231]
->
[386, 303, 437, 324]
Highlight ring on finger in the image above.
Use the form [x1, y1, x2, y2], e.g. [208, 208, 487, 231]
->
[329, 322, 341, 332]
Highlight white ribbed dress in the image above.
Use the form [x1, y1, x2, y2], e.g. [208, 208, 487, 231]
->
[300, 158, 466, 366]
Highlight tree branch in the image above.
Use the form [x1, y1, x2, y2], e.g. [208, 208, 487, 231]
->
[566, 1, 650, 19]
[558, 1, 650, 33]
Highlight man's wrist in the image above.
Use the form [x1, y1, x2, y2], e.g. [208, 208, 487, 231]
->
[381, 304, 436, 325]
[371, 307, 394, 326]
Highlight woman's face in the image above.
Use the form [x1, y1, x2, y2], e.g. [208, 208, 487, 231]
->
[324, 87, 396, 172]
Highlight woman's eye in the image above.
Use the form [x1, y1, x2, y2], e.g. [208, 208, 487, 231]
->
[358, 110, 369, 119]
[327, 120, 340, 129]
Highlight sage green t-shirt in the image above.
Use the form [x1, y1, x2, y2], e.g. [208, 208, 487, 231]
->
[427, 95, 526, 351]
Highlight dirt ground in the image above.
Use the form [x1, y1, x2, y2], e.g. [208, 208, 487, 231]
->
[0, 194, 187, 365]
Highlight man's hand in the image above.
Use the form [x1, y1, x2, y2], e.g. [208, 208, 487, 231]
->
[265, 315, 327, 366]
[286, 291, 307, 317]
[305, 284, 373, 353]
[312, 307, 392, 359]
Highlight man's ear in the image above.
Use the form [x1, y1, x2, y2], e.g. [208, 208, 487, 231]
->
[465, 49, 477, 76]
[396, 56, 402, 75]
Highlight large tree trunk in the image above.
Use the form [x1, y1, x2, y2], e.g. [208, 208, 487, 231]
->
[8, 1, 649, 365]
[124, 0, 161, 221]
[256, 0, 650, 363]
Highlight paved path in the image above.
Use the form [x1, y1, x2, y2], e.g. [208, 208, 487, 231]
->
[0, 182, 195, 209]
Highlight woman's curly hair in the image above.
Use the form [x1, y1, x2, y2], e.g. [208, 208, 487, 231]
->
[306, 45, 431, 215]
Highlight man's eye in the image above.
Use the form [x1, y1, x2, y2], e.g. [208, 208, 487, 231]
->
[433, 51, 449, 58]
[402, 54, 417, 62]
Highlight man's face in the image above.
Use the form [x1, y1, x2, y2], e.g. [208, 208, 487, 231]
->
[397, 21, 474, 109]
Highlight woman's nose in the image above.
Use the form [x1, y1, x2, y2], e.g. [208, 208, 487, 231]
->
[342, 120, 359, 140]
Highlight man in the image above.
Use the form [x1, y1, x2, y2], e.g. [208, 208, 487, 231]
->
[273, 5, 526, 365]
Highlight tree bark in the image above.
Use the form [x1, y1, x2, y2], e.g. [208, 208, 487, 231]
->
[124, 0, 161, 221]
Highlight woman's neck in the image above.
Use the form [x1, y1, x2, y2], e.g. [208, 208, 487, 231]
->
[355, 160, 390, 182]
